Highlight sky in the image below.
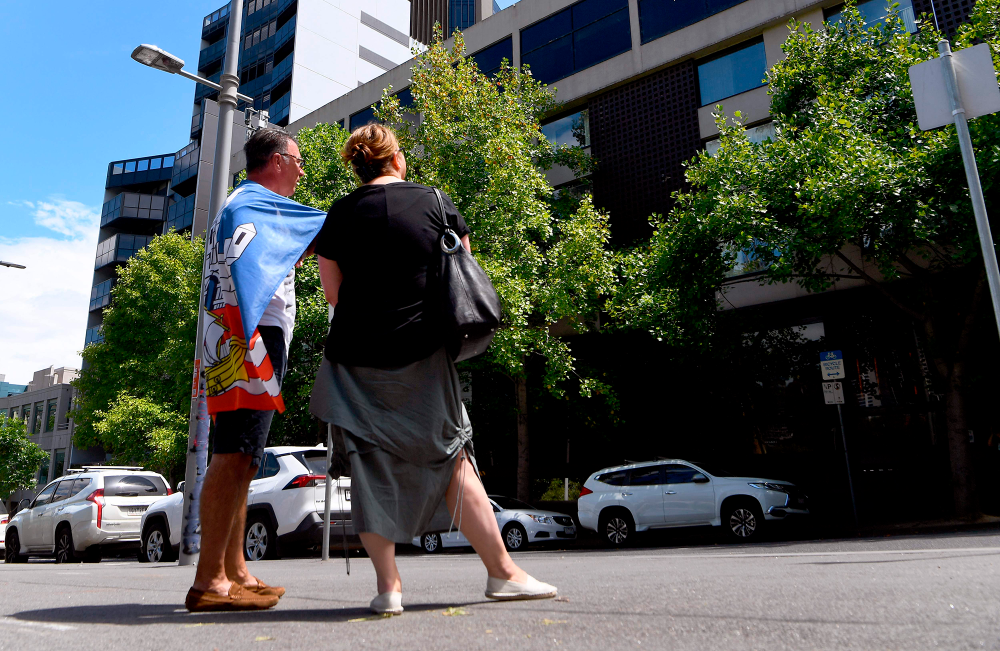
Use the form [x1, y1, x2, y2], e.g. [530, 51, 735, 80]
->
[0, 1, 227, 384]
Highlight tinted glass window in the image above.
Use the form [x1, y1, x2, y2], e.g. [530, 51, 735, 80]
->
[350, 106, 377, 131]
[697, 39, 767, 106]
[72, 478, 93, 497]
[827, 0, 916, 33]
[596, 470, 628, 486]
[489, 496, 536, 510]
[292, 451, 329, 476]
[574, 10, 632, 73]
[263, 454, 280, 478]
[542, 110, 590, 148]
[690, 462, 737, 477]
[32, 483, 58, 507]
[639, 0, 751, 44]
[628, 466, 664, 486]
[51, 480, 74, 503]
[664, 464, 700, 484]
[521, 11, 573, 54]
[471, 38, 513, 77]
[104, 475, 168, 497]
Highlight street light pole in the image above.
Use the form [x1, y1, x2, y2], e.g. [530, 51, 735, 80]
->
[177, 0, 246, 567]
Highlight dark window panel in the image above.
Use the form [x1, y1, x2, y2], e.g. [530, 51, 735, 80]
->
[572, 0, 628, 29]
[523, 34, 573, 84]
[573, 9, 631, 72]
[521, 9, 573, 54]
[696, 38, 766, 106]
[470, 37, 513, 76]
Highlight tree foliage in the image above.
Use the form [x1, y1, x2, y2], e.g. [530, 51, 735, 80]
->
[616, 1, 1000, 513]
[377, 29, 616, 396]
[91, 393, 187, 484]
[0, 418, 49, 499]
[74, 232, 202, 460]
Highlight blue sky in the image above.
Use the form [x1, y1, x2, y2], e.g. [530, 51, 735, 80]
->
[0, 1, 228, 382]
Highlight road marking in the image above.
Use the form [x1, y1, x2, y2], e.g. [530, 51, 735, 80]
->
[616, 547, 1000, 560]
[3, 618, 76, 632]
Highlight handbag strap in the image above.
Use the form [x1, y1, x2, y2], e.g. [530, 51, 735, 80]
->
[433, 188, 454, 233]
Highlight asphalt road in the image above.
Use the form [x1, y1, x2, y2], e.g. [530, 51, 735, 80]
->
[1, 531, 998, 651]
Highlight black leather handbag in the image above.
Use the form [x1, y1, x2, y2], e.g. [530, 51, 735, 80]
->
[433, 188, 502, 362]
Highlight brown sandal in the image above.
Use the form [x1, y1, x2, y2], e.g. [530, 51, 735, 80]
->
[185, 582, 279, 612]
[243, 579, 286, 598]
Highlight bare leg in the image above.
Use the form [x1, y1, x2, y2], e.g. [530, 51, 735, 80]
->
[224, 465, 259, 587]
[192, 452, 254, 595]
[359, 532, 402, 595]
[446, 454, 527, 583]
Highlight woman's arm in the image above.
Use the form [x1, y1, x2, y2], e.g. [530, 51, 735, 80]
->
[317, 256, 344, 307]
[462, 234, 471, 254]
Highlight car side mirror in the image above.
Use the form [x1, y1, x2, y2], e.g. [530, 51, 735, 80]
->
[692, 473, 710, 483]
[176, 481, 186, 494]
[17, 499, 31, 512]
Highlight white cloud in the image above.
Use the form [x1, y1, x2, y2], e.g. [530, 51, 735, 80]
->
[0, 201, 100, 384]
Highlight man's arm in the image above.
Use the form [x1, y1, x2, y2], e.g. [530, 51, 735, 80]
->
[318, 256, 343, 307]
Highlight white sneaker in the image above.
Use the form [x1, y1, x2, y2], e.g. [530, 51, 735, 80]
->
[485, 575, 558, 601]
[369, 591, 403, 614]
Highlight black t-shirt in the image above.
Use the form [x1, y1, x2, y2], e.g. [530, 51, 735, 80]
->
[314, 181, 470, 368]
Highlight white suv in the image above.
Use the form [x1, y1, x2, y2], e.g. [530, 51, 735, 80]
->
[578, 459, 808, 545]
[139, 446, 352, 563]
[5, 467, 172, 563]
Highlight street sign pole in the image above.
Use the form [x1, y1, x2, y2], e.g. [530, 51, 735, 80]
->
[322, 423, 333, 561]
[836, 403, 859, 530]
[937, 40, 1000, 338]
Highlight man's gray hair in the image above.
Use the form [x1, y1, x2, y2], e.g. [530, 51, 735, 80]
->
[245, 128, 297, 173]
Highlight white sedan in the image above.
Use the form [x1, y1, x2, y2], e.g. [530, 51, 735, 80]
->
[412, 495, 576, 553]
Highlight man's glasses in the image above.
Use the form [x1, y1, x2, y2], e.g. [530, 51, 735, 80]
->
[279, 152, 304, 168]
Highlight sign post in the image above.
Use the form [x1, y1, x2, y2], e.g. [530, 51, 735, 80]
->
[909, 42, 1000, 339]
[821, 352, 858, 530]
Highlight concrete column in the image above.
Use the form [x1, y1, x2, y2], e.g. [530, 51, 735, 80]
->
[628, 0, 643, 70]
[512, 25, 521, 69]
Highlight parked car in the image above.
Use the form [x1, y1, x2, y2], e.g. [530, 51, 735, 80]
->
[5, 467, 172, 563]
[412, 495, 576, 553]
[0, 502, 8, 551]
[578, 459, 809, 546]
[139, 446, 352, 563]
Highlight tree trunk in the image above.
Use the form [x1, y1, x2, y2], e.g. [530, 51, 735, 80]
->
[515, 373, 530, 502]
[943, 360, 976, 515]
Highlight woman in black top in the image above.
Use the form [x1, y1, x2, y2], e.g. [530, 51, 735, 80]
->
[309, 124, 557, 614]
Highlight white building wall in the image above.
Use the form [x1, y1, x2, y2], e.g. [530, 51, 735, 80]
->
[290, 0, 413, 123]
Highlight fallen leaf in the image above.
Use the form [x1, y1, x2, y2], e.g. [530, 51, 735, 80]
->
[254, 637, 275, 642]
[442, 607, 468, 616]
[183, 623, 215, 628]
[542, 619, 568, 626]
[347, 615, 394, 622]
[485, 629, 493, 633]
[553, 596, 570, 603]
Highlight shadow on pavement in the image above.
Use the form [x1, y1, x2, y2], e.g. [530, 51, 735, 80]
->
[9, 601, 485, 626]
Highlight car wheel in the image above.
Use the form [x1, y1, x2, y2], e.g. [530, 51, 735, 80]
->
[501, 522, 527, 552]
[54, 526, 77, 564]
[244, 514, 277, 561]
[724, 501, 763, 541]
[141, 520, 175, 563]
[600, 510, 634, 547]
[5, 529, 26, 563]
[421, 533, 442, 553]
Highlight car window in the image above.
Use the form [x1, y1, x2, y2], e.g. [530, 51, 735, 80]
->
[51, 480, 74, 503]
[595, 470, 628, 486]
[72, 477, 93, 497]
[628, 466, 664, 486]
[104, 475, 168, 497]
[291, 450, 329, 476]
[488, 496, 536, 510]
[664, 464, 700, 484]
[0, 501, 8, 515]
[31, 483, 59, 508]
[263, 453, 280, 478]
[689, 462, 737, 477]
[491, 502, 501, 513]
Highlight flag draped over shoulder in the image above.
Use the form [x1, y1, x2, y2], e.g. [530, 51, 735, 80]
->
[201, 180, 326, 415]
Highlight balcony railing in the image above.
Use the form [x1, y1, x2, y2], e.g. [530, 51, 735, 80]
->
[171, 143, 200, 188]
[100, 193, 166, 228]
[106, 154, 175, 189]
[89, 278, 114, 312]
[165, 193, 196, 234]
[94, 233, 155, 270]
[198, 38, 227, 71]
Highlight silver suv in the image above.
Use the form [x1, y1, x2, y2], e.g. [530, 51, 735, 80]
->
[5, 467, 171, 563]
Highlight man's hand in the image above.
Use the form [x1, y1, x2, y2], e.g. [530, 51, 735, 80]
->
[295, 239, 318, 268]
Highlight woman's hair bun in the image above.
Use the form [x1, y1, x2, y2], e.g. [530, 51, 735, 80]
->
[342, 124, 400, 183]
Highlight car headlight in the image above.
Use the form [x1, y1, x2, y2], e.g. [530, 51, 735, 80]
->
[748, 482, 790, 492]
[529, 514, 554, 524]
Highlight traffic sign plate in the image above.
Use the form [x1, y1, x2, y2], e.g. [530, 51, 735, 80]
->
[823, 381, 845, 405]
[820, 350, 845, 380]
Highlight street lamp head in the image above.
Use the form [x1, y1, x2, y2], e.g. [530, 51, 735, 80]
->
[0, 261, 26, 269]
[131, 44, 185, 74]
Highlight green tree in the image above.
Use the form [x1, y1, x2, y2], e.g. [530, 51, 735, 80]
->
[91, 393, 187, 485]
[377, 30, 617, 499]
[0, 417, 49, 500]
[618, 2, 1000, 514]
[74, 231, 202, 458]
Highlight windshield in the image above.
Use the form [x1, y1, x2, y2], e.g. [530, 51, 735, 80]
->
[690, 462, 739, 478]
[489, 496, 536, 511]
[292, 450, 329, 476]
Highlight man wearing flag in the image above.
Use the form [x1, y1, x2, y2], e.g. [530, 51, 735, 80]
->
[186, 129, 327, 612]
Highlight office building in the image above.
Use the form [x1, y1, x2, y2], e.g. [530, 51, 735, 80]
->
[0, 375, 27, 399]
[278, 0, 981, 512]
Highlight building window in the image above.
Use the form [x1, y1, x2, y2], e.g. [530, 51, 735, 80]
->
[541, 109, 590, 148]
[521, 0, 632, 85]
[704, 120, 775, 156]
[350, 106, 378, 131]
[37, 454, 50, 485]
[450, 0, 476, 32]
[21, 405, 31, 425]
[45, 399, 58, 433]
[638, 0, 751, 44]
[32, 402, 43, 434]
[471, 37, 513, 77]
[826, 0, 917, 33]
[53, 449, 65, 479]
[697, 38, 767, 106]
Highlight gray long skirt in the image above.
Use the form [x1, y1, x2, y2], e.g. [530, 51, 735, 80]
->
[309, 347, 475, 543]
